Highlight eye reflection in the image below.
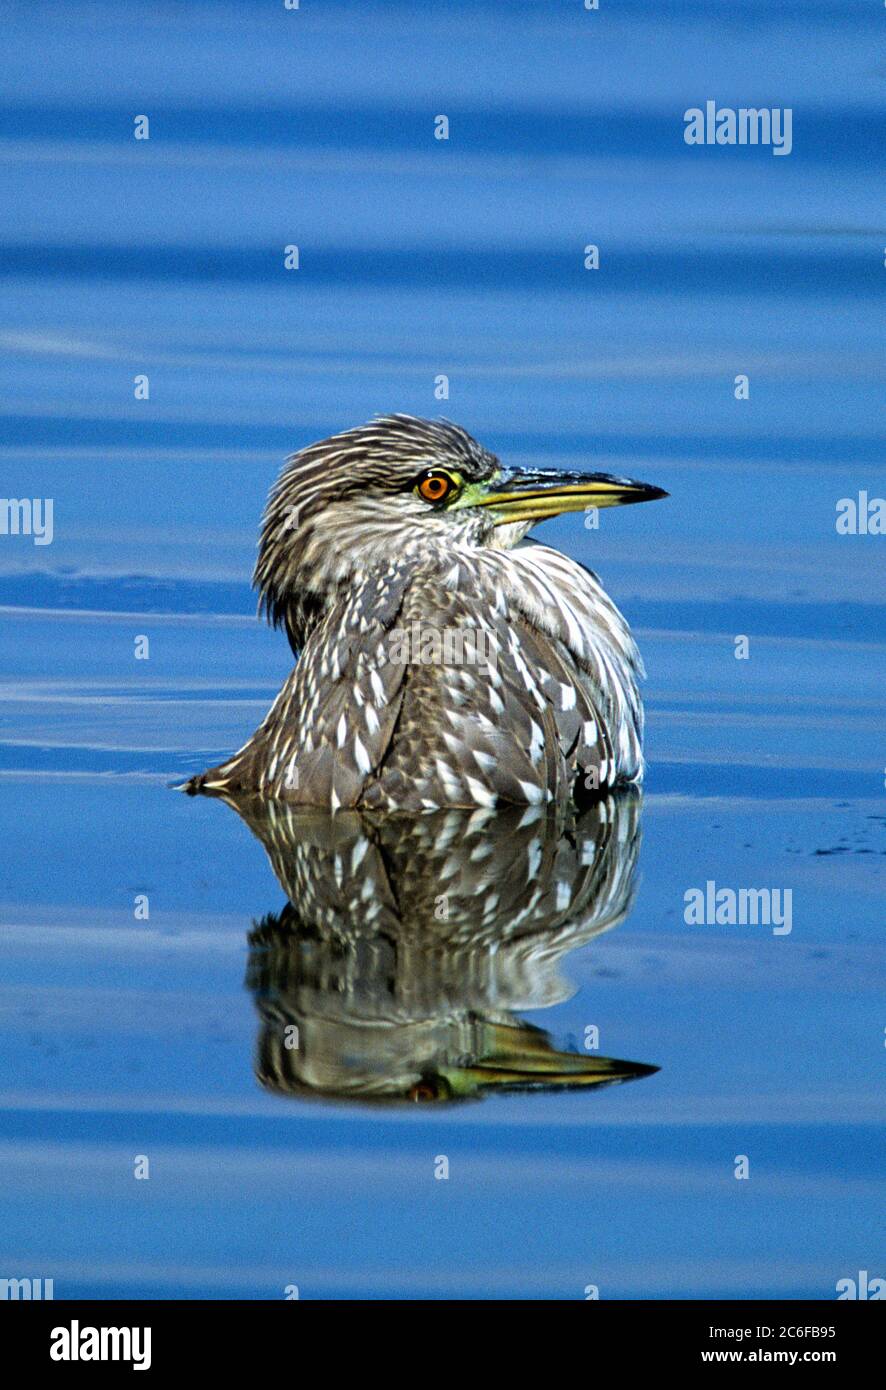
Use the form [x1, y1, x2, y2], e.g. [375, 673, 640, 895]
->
[408, 1079, 446, 1103]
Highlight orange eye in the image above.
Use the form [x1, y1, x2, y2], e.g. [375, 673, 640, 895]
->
[416, 470, 456, 504]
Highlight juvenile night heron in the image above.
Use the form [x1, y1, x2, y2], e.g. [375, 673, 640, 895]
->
[186, 415, 666, 810]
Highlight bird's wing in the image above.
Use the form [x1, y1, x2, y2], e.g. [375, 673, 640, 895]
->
[488, 542, 645, 781]
[361, 549, 631, 810]
[202, 560, 415, 806]
[360, 571, 570, 809]
[279, 561, 424, 808]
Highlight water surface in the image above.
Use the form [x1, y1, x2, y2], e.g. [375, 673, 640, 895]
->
[0, 0, 882, 1299]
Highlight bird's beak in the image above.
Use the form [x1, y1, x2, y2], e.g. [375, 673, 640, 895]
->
[437, 1023, 658, 1099]
[472, 466, 668, 526]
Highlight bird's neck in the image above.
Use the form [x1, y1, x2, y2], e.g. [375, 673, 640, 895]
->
[268, 513, 462, 655]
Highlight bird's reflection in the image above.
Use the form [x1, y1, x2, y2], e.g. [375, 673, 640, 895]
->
[219, 790, 657, 1104]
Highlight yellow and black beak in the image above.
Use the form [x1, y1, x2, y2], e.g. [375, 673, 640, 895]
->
[431, 1022, 659, 1101]
[473, 466, 668, 527]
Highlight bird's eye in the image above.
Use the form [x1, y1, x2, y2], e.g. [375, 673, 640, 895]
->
[415, 470, 457, 505]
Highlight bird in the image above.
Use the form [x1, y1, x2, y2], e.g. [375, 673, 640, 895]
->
[184, 414, 667, 811]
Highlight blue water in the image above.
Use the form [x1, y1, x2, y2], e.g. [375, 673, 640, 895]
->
[0, 0, 883, 1299]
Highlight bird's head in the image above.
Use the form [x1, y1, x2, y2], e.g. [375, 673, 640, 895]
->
[253, 414, 666, 648]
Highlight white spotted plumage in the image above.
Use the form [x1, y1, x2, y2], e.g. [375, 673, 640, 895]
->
[188, 416, 651, 810]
